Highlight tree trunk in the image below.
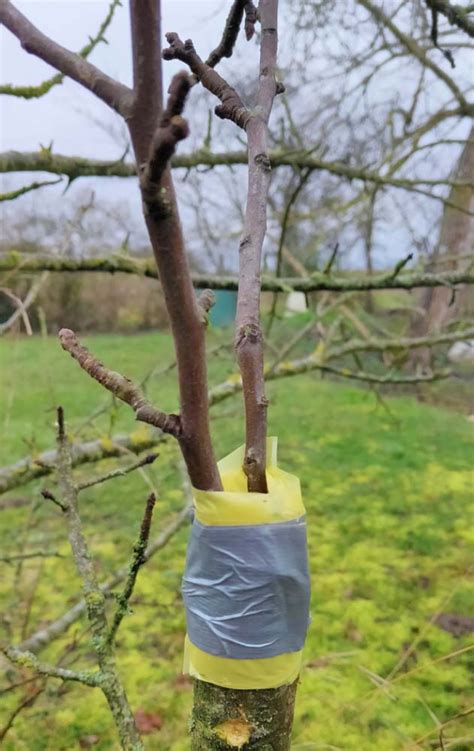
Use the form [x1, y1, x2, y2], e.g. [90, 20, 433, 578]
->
[191, 679, 298, 750]
[409, 127, 474, 369]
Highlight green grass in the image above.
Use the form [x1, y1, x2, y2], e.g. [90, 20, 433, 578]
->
[0, 332, 473, 750]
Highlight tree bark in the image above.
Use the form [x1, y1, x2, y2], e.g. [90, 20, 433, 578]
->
[191, 679, 298, 750]
[410, 126, 474, 369]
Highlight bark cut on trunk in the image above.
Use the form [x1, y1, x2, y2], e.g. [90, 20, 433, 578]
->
[191, 678, 298, 750]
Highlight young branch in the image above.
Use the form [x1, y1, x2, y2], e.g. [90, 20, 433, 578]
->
[17, 503, 192, 654]
[0, 1, 133, 116]
[139, 72, 192, 220]
[234, 0, 280, 491]
[58, 328, 181, 436]
[205, 0, 249, 68]
[77, 453, 158, 491]
[128, 4, 221, 492]
[163, 34, 251, 129]
[107, 492, 157, 644]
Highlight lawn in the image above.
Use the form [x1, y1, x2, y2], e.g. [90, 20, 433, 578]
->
[0, 332, 473, 750]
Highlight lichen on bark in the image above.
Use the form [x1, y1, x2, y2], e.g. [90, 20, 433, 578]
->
[190, 678, 298, 750]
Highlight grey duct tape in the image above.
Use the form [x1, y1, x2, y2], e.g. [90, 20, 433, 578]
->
[182, 516, 311, 660]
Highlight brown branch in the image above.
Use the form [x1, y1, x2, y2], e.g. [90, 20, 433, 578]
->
[244, 2, 258, 40]
[205, 0, 248, 68]
[1, 253, 474, 292]
[128, 4, 221, 493]
[58, 328, 181, 436]
[0, 1, 133, 116]
[163, 33, 251, 129]
[234, 0, 280, 491]
[206, 0, 257, 68]
[139, 72, 192, 220]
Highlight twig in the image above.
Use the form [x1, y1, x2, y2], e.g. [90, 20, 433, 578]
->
[139, 72, 192, 220]
[107, 492, 157, 644]
[426, 0, 474, 39]
[0, 178, 62, 202]
[17, 503, 192, 654]
[2, 646, 101, 686]
[40, 487, 67, 512]
[206, 0, 249, 68]
[0, 0, 122, 98]
[0, 1, 133, 115]
[0, 550, 63, 564]
[163, 33, 251, 129]
[77, 453, 158, 491]
[58, 328, 181, 435]
[0, 275, 49, 336]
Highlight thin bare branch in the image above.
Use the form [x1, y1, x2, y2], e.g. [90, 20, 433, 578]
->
[0, 272, 49, 336]
[205, 0, 248, 68]
[0, 0, 133, 115]
[163, 33, 251, 129]
[77, 453, 158, 491]
[0, 178, 61, 202]
[0, 0, 121, 98]
[17, 503, 192, 654]
[58, 328, 181, 436]
[107, 492, 157, 644]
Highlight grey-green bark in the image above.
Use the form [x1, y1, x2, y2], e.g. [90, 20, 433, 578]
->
[191, 679, 298, 750]
[1, 252, 473, 292]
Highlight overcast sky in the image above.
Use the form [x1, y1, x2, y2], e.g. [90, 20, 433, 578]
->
[1, 1, 228, 156]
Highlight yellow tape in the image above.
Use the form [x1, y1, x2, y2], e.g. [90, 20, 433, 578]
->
[183, 437, 306, 689]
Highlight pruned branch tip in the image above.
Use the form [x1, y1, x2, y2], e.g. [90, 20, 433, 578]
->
[163, 33, 251, 129]
[58, 328, 181, 436]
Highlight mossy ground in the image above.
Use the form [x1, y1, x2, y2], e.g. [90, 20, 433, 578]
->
[0, 332, 473, 750]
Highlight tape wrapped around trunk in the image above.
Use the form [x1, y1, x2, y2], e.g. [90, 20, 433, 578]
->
[182, 437, 311, 689]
